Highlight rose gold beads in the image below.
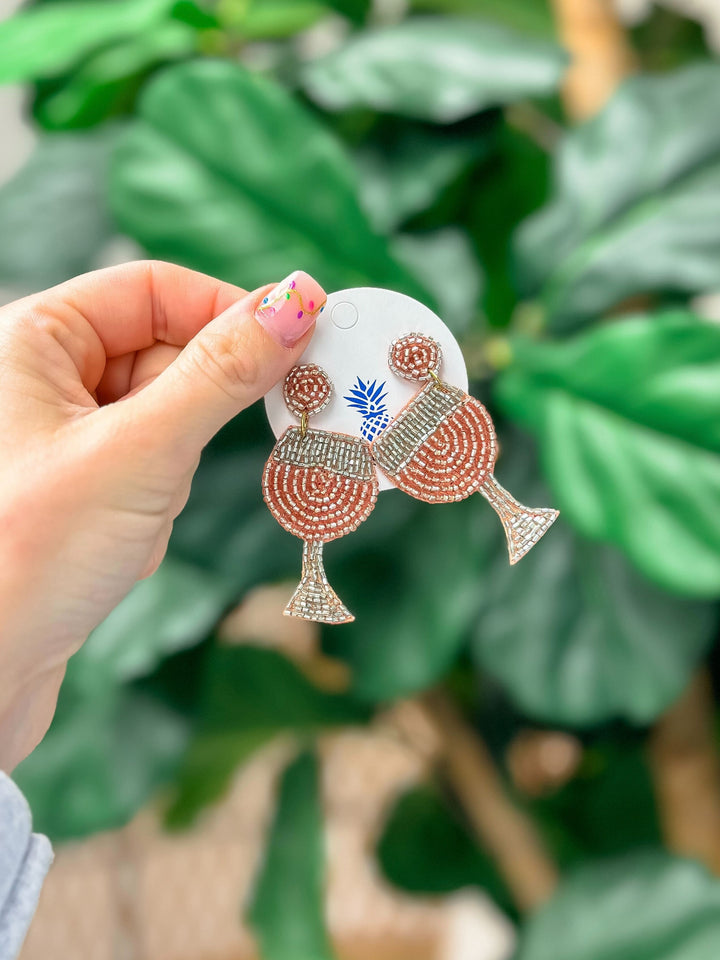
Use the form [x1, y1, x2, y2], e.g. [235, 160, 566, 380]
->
[372, 387, 497, 502]
[388, 333, 443, 381]
[263, 363, 378, 624]
[262, 330, 559, 627]
[282, 363, 332, 418]
[373, 334, 558, 564]
[374, 335, 497, 501]
[263, 431, 377, 542]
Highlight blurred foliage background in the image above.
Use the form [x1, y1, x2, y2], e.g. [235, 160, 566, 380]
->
[4, 0, 720, 957]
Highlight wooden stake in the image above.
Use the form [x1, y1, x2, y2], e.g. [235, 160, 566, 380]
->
[649, 670, 720, 875]
[551, 0, 636, 121]
[416, 692, 559, 912]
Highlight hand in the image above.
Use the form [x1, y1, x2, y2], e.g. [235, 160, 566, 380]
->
[0, 260, 326, 771]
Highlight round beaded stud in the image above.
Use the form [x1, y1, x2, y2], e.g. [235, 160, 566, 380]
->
[282, 363, 333, 419]
[388, 333, 443, 382]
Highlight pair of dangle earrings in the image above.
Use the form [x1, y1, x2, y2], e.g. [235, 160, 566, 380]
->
[263, 334, 559, 624]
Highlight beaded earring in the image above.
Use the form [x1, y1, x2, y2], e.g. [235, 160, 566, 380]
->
[371, 334, 558, 564]
[262, 364, 378, 624]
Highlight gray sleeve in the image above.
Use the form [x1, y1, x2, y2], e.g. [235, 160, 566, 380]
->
[0, 773, 53, 960]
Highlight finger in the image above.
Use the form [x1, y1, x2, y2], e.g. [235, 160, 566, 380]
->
[14, 261, 248, 393]
[57, 260, 247, 354]
[97, 342, 182, 404]
[120, 271, 326, 459]
[96, 352, 136, 405]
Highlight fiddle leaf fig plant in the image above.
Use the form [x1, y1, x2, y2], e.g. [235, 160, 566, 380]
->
[2, 0, 720, 957]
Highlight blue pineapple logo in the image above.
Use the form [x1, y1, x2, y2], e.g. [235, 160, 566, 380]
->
[344, 377, 390, 441]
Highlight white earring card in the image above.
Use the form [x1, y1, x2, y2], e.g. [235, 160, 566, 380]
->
[264, 287, 469, 492]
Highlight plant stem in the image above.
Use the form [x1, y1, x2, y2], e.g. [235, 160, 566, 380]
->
[550, 0, 636, 121]
[649, 670, 720, 875]
[416, 691, 559, 911]
[112, 831, 141, 960]
[506, 102, 563, 153]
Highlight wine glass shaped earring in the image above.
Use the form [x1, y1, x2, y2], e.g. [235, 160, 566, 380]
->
[263, 364, 379, 624]
[371, 334, 558, 564]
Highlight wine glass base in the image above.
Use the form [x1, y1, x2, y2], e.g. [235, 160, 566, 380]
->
[284, 583, 354, 625]
[503, 506, 560, 565]
[282, 539, 356, 624]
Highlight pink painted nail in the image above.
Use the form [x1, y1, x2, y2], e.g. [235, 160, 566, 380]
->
[254, 270, 327, 347]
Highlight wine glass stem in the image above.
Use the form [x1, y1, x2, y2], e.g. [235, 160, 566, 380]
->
[480, 474, 559, 564]
[284, 540, 354, 624]
[303, 540, 326, 585]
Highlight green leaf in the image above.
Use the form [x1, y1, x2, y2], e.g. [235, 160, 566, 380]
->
[517, 852, 720, 960]
[239, 0, 328, 39]
[0, 0, 176, 84]
[171, 0, 219, 31]
[302, 18, 567, 123]
[496, 311, 720, 597]
[410, 0, 555, 37]
[469, 123, 551, 328]
[165, 646, 367, 827]
[628, 6, 714, 73]
[34, 20, 198, 130]
[249, 750, 337, 960]
[0, 127, 116, 288]
[15, 678, 188, 841]
[528, 737, 662, 868]
[325, 492, 495, 702]
[167, 408, 296, 579]
[73, 556, 235, 691]
[515, 63, 720, 330]
[322, 0, 370, 24]
[355, 120, 489, 234]
[110, 59, 426, 295]
[472, 476, 716, 726]
[191, 646, 365, 732]
[392, 227, 484, 335]
[631, 6, 711, 73]
[378, 784, 514, 914]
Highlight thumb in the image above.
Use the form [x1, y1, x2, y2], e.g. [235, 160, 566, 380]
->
[125, 271, 327, 458]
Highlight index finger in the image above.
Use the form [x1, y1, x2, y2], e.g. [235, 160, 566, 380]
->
[57, 259, 248, 354]
[12, 260, 247, 391]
